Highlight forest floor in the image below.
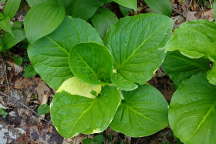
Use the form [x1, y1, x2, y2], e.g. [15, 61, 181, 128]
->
[0, 0, 214, 144]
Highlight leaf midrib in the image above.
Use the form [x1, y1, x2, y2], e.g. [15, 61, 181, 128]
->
[185, 102, 216, 142]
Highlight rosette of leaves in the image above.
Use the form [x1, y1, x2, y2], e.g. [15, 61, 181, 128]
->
[164, 20, 216, 144]
[27, 14, 173, 138]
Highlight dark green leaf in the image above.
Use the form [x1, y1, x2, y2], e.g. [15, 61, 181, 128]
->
[1, 28, 25, 51]
[105, 14, 173, 87]
[50, 86, 121, 138]
[144, 0, 172, 16]
[162, 52, 210, 86]
[68, 43, 113, 84]
[23, 65, 37, 78]
[165, 20, 216, 85]
[110, 85, 168, 137]
[169, 73, 216, 144]
[28, 17, 103, 90]
[91, 8, 118, 38]
[67, 0, 104, 20]
[24, 1, 65, 43]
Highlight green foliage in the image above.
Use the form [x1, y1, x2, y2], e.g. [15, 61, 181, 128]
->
[24, 1, 65, 43]
[112, 0, 137, 10]
[37, 104, 50, 115]
[165, 20, 216, 85]
[105, 14, 173, 90]
[23, 65, 37, 78]
[4, 0, 21, 18]
[68, 43, 113, 84]
[162, 52, 210, 86]
[27, 13, 172, 139]
[169, 73, 216, 144]
[110, 85, 168, 137]
[144, 0, 172, 16]
[50, 86, 121, 138]
[91, 8, 118, 38]
[0, 108, 8, 118]
[28, 16, 102, 90]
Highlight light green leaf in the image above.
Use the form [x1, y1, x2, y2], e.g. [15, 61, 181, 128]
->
[57, 77, 102, 99]
[50, 86, 121, 138]
[105, 14, 173, 86]
[28, 17, 103, 90]
[110, 85, 168, 137]
[24, 1, 65, 43]
[113, 0, 137, 10]
[162, 52, 210, 86]
[68, 43, 113, 84]
[144, 0, 172, 16]
[169, 73, 216, 144]
[68, 0, 104, 20]
[1, 28, 25, 51]
[91, 8, 118, 38]
[165, 20, 216, 85]
[4, 0, 21, 18]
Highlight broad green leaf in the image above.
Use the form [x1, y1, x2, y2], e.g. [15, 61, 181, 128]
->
[169, 73, 216, 144]
[68, 43, 113, 84]
[111, 73, 138, 91]
[0, 15, 13, 35]
[57, 77, 102, 99]
[4, 0, 21, 18]
[110, 85, 168, 137]
[165, 20, 216, 85]
[1, 28, 25, 51]
[162, 52, 210, 86]
[105, 14, 173, 87]
[24, 1, 65, 43]
[26, 0, 48, 6]
[50, 86, 121, 138]
[67, 0, 104, 20]
[91, 8, 118, 38]
[144, 0, 172, 16]
[28, 17, 103, 90]
[113, 0, 137, 10]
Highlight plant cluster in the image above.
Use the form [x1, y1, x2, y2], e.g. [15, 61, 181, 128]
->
[0, 0, 216, 144]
